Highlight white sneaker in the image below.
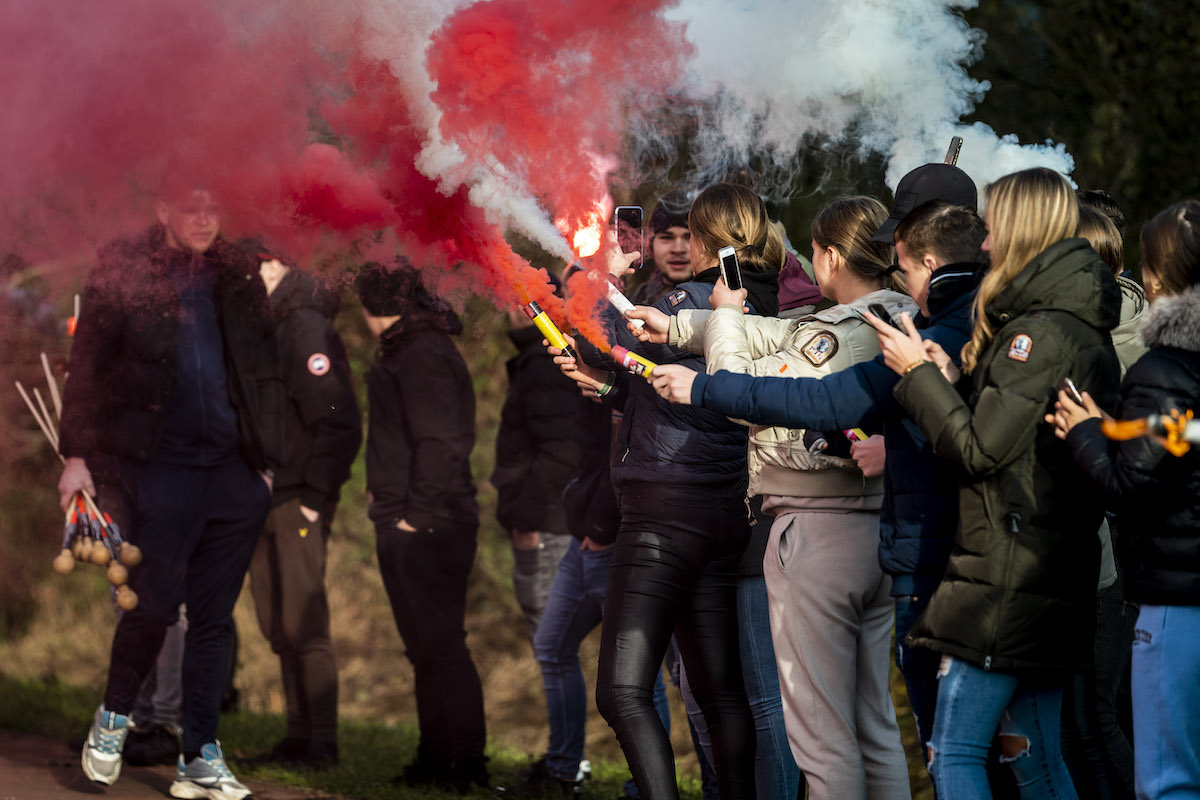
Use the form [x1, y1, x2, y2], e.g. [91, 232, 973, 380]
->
[81, 704, 131, 785]
[169, 741, 252, 800]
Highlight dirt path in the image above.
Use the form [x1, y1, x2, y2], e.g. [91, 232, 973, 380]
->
[0, 729, 340, 800]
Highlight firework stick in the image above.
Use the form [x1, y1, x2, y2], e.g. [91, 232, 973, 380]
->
[33, 388, 57, 445]
[15, 381, 60, 455]
[40, 352, 62, 420]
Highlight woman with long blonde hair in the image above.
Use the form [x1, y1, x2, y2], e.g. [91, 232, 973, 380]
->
[867, 167, 1121, 798]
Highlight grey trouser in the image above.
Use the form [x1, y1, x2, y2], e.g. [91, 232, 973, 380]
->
[763, 509, 910, 800]
[512, 531, 574, 641]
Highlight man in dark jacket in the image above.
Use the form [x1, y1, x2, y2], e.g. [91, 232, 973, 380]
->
[356, 261, 488, 793]
[247, 256, 361, 768]
[59, 187, 282, 799]
[648, 200, 986, 758]
[492, 297, 581, 642]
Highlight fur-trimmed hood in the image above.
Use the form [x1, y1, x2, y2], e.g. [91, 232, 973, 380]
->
[1140, 284, 1200, 353]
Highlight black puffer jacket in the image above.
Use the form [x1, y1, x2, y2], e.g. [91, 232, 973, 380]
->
[268, 270, 361, 510]
[59, 225, 282, 470]
[895, 238, 1121, 673]
[1067, 284, 1200, 606]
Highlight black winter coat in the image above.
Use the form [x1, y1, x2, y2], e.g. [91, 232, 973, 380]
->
[895, 238, 1121, 673]
[491, 325, 581, 535]
[1068, 284, 1200, 606]
[364, 300, 477, 532]
[268, 270, 362, 510]
[59, 226, 282, 470]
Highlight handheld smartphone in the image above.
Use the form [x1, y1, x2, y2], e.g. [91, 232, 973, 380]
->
[1056, 377, 1085, 405]
[614, 206, 644, 269]
[944, 135, 963, 166]
[868, 302, 905, 331]
[717, 246, 743, 291]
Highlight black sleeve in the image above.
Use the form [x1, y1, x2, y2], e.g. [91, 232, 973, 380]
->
[59, 253, 124, 459]
[280, 311, 362, 508]
[397, 340, 475, 531]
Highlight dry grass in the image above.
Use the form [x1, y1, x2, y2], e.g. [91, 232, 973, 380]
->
[0, 289, 932, 798]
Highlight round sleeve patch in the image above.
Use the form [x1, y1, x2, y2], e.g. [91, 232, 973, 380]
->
[307, 353, 331, 376]
[801, 331, 839, 366]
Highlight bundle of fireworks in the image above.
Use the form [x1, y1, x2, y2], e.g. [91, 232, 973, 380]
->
[17, 350, 141, 609]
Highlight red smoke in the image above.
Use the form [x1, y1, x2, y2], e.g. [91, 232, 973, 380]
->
[1, 0, 688, 331]
[428, 0, 691, 237]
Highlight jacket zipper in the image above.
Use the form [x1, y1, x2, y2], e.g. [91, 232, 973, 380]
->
[985, 511, 1022, 670]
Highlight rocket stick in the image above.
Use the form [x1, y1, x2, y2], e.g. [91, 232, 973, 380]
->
[41, 353, 62, 420]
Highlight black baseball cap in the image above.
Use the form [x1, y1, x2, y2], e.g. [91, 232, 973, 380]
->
[872, 164, 978, 243]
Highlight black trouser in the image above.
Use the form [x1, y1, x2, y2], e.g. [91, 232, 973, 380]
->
[596, 481, 754, 800]
[375, 520, 486, 768]
[104, 458, 269, 754]
[1061, 571, 1138, 799]
[249, 498, 339, 745]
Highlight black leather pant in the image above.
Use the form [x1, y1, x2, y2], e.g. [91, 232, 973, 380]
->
[596, 481, 755, 800]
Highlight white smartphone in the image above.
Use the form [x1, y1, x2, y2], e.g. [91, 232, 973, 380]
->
[717, 245, 743, 291]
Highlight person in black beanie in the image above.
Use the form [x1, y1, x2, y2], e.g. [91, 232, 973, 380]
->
[356, 260, 488, 792]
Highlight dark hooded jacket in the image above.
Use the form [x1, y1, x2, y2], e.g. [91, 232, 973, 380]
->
[59, 225, 282, 471]
[1067, 284, 1200, 606]
[895, 238, 1121, 673]
[268, 269, 361, 510]
[364, 291, 477, 532]
[491, 324, 581, 535]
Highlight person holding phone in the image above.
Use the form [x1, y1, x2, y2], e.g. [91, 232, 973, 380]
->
[566, 182, 781, 800]
[866, 168, 1120, 798]
[631, 196, 915, 800]
[1049, 199, 1200, 800]
[642, 200, 988, 780]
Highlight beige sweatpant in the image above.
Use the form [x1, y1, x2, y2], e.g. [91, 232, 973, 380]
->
[763, 509, 911, 800]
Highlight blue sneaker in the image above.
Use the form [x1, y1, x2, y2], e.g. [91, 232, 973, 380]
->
[169, 741, 251, 800]
[81, 704, 131, 785]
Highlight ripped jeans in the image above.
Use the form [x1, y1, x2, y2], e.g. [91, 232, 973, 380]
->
[929, 656, 1077, 800]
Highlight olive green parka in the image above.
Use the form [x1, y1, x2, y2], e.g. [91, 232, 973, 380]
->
[894, 238, 1121, 673]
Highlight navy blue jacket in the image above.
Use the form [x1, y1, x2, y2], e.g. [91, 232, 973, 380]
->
[582, 266, 777, 489]
[691, 264, 982, 595]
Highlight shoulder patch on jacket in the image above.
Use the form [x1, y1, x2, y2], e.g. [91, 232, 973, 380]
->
[668, 289, 688, 307]
[307, 353, 331, 376]
[1007, 334, 1033, 362]
[801, 331, 839, 366]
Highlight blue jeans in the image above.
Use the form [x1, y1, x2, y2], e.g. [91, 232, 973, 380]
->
[895, 595, 940, 762]
[930, 657, 1077, 800]
[738, 575, 802, 800]
[533, 542, 668, 786]
[1132, 605, 1200, 800]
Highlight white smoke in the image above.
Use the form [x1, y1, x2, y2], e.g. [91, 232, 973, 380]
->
[356, 0, 575, 261]
[662, 0, 1074, 200]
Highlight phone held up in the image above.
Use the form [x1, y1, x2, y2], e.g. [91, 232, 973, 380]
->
[1056, 377, 1085, 406]
[717, 246, 744, 292]
[614, 206, 644, 269]
[868, 302, 905, 332]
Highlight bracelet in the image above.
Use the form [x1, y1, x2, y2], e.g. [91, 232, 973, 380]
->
[597, 371, 615, 397]
[902, 359, 928, 375]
